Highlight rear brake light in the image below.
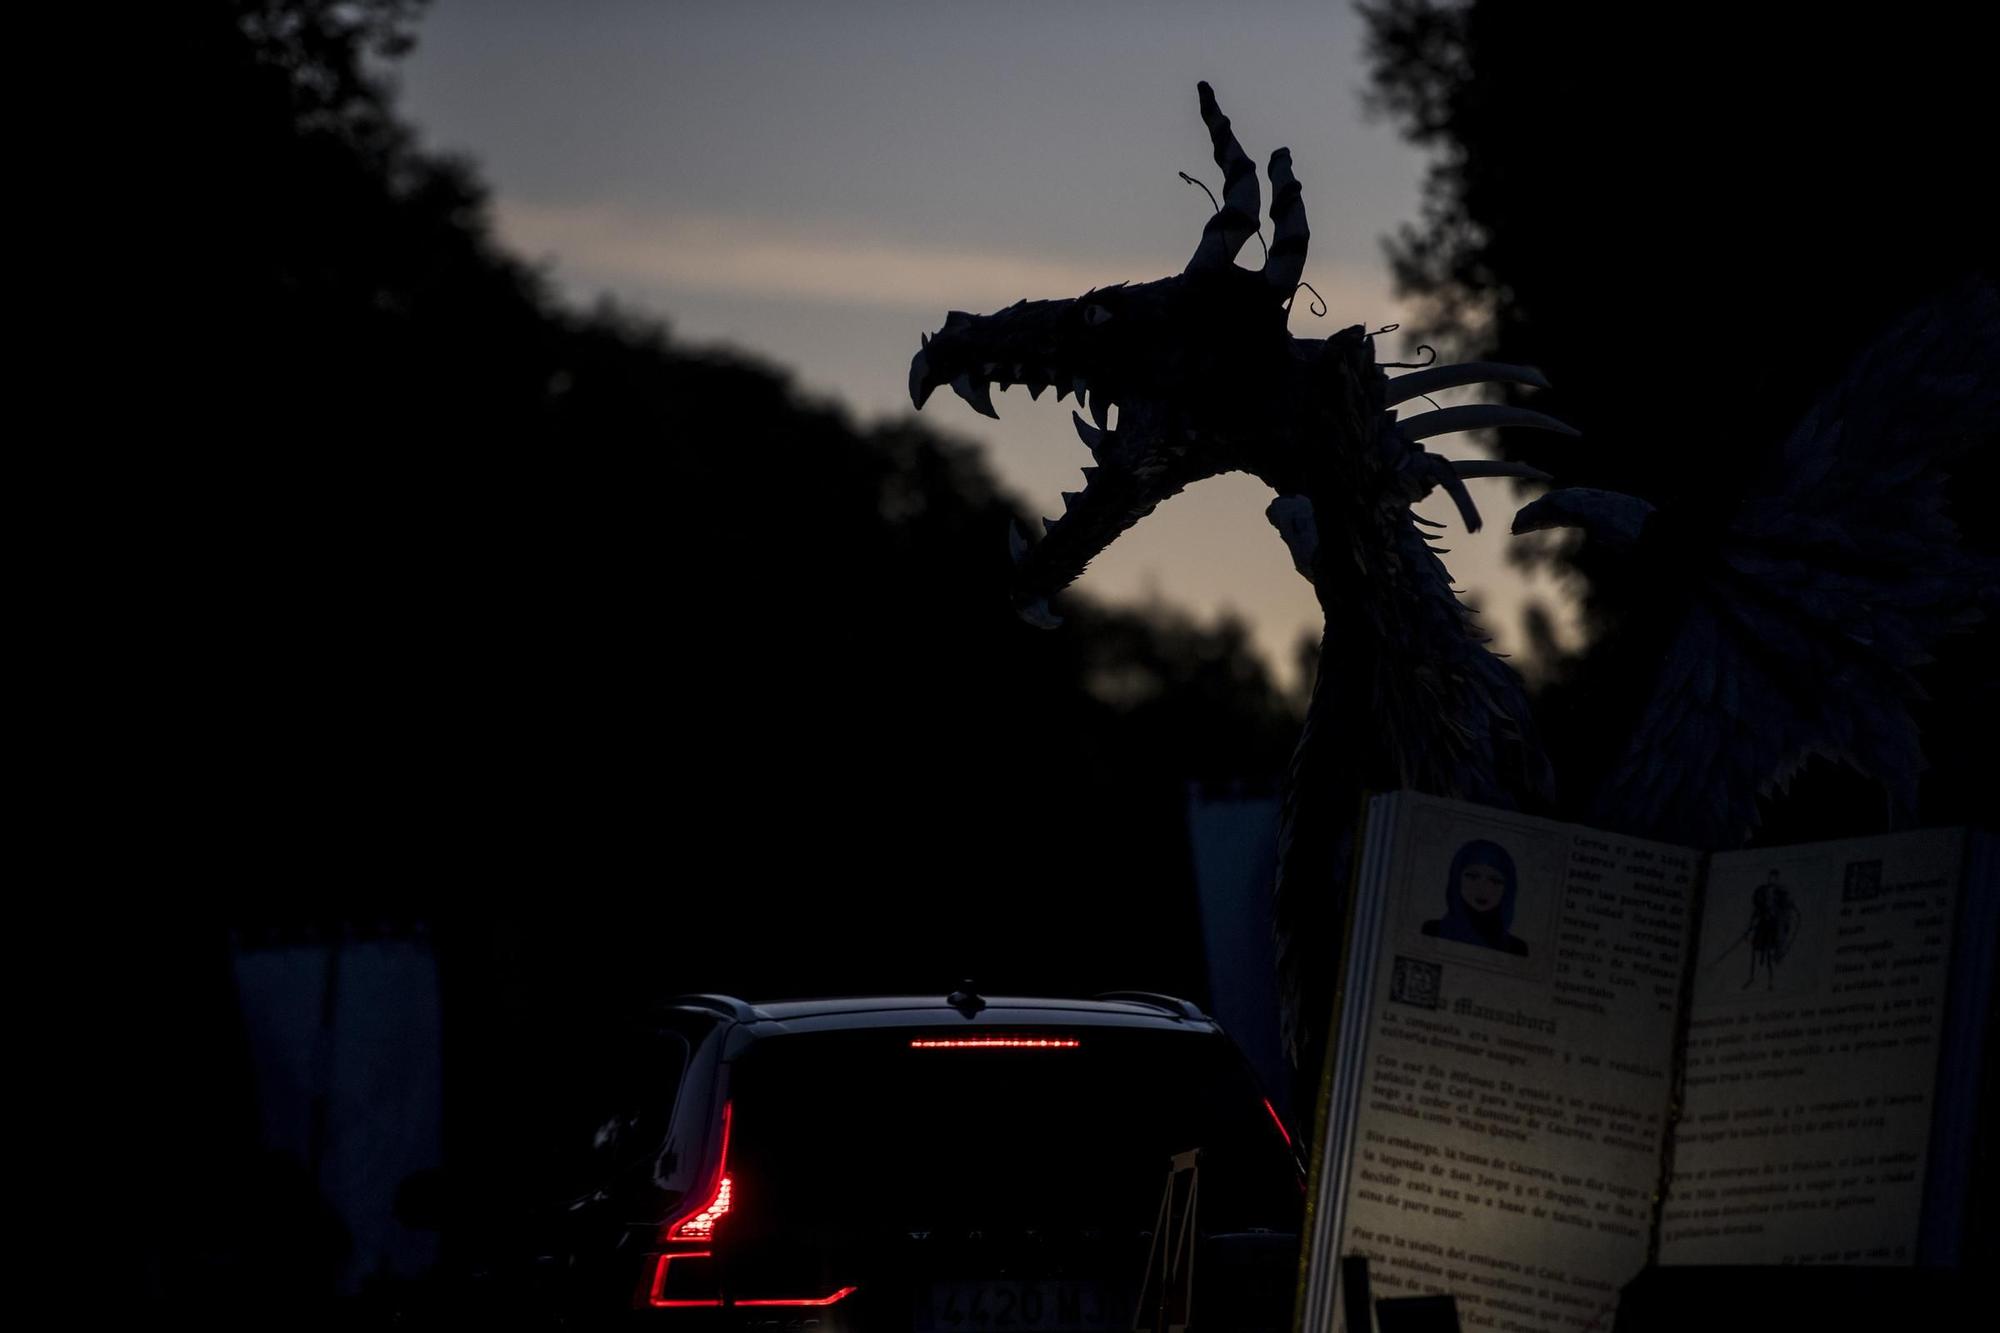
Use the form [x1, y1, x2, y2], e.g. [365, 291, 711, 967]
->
[648, 1252, 721, 1309]
[738, 1287, 861, 1307]
[668, 1175, 732, 1241]
[908, 1036, 1080, 1049]
[649, 1257, 858, 1312]
[664, 1101, 734, 1243]
[1262, 1096, 1294, 1150]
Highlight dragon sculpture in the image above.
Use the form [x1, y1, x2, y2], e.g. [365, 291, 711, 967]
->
[909, 83, 1997, 1071]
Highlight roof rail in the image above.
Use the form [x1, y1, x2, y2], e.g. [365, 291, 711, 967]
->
[1092, 991, 1206, 1020]
[660, 993, 761, 1022]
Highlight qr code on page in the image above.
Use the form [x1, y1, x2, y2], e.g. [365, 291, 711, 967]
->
[1391, 956, 1442, 1010]
[1843, 860, 1884, 903]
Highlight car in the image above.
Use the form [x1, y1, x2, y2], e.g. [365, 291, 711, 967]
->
[552, 988, 1305, 1330]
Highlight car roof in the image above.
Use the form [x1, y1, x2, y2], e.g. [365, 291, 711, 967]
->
[664, 992, 1218, 1038]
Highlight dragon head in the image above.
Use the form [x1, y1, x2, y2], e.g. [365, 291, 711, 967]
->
[911, 82, 1573, 628]
[909, 83, 1312, 628]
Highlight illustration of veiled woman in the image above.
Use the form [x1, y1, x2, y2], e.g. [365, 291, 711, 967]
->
[1421, 839, 1529, 956]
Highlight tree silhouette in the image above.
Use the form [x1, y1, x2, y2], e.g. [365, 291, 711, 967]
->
[152, 0, 1301, 923]
[143, 4, 1303, 1310]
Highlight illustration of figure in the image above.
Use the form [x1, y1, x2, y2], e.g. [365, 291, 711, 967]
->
[1741, 872, 1800, 989]
[1421, 840, 1529, 956]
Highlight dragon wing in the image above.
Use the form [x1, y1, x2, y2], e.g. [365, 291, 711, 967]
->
[1517, 277, 1999, 848]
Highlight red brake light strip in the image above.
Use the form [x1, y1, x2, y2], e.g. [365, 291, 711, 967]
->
[648, 1251, 719, 1309]
[738, 1287, 862, 1307]
[648, 1255, 858, 1311]
[908, 1037, 1080, 1049]
[1262, 1096, 1294, 1150]
[665, 1101, 734, 1242]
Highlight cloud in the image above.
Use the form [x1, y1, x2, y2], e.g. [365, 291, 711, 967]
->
[492, 200, 1389, 318]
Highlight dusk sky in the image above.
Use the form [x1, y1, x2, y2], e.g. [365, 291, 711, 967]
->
[399, 0, 1582, 684]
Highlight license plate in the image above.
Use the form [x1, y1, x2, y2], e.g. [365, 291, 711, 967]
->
[919, 1280, 1112, 1331]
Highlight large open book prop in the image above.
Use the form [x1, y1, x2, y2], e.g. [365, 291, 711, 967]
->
[1298, 793, 1995, 1333]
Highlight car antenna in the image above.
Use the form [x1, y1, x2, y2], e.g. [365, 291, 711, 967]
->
[947, 980, 986, 1017]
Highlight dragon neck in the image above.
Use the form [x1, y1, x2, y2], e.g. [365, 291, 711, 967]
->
[1271, 333, 1550, 1069]
[1291, 331, 1546, 807]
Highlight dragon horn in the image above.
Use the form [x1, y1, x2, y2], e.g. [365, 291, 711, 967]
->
[1451, 459, 1553, 482]
[1265, 148, 1309, 295]
[1397, 404, 1580, 443]
[1187, 82, 1261, 272]
[1439, 468, 1484, 533]
[1383, 362, 1551, 406]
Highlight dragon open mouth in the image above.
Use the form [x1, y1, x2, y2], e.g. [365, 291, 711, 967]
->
[916, 312, 1224, 628]
[909, 327, 1116, 429]
[909, 298, 1210, 629]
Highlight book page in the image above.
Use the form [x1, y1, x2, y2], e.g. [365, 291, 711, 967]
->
[1329, 795, 1699, 1332]
[1660, 829, 1965, 1265]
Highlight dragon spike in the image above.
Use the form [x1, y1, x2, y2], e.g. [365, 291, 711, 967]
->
[1265, 148, 1309, 295]
[951, 372, 999, 419]
[1187, 82, 1261, 272]
[1398, 404, 1580, 443]
[1437, 468, 1484, 533]
[1451, 459, 1554, 482]
[1382, 362, 1552, 407]
[1071, 410, 1105, 454]
[1511, 487, 1656, 549]
[1090, 391, 1112, 431]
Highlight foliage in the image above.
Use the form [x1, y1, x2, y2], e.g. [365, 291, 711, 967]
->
[142, 11, 1304, 1303]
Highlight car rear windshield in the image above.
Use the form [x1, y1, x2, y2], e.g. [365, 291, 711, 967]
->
[724, 1024, 1299, 1244]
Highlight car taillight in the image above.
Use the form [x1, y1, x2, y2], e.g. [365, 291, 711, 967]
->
[644, 1102, 736, 1309]
[641, 1098, 864, 1313]
[649, 1260, 857, 1312]
[663, 1101, 734, 1243]
[648, 1252, 721, 1309]
[1262, 1096, 1293, 1150]
[738, 1287, 860, 1307]
[666, 1173, 732, 1242]
[907, 1036, 1081, 1049]
[1264, 1094, 1308, 1195]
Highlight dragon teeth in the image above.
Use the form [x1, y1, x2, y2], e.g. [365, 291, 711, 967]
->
[951, 372, 999, 419]
[1091, 393, 1112, 431]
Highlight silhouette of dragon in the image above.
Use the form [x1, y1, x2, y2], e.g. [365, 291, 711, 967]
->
[908, 83, 1997, 1068]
